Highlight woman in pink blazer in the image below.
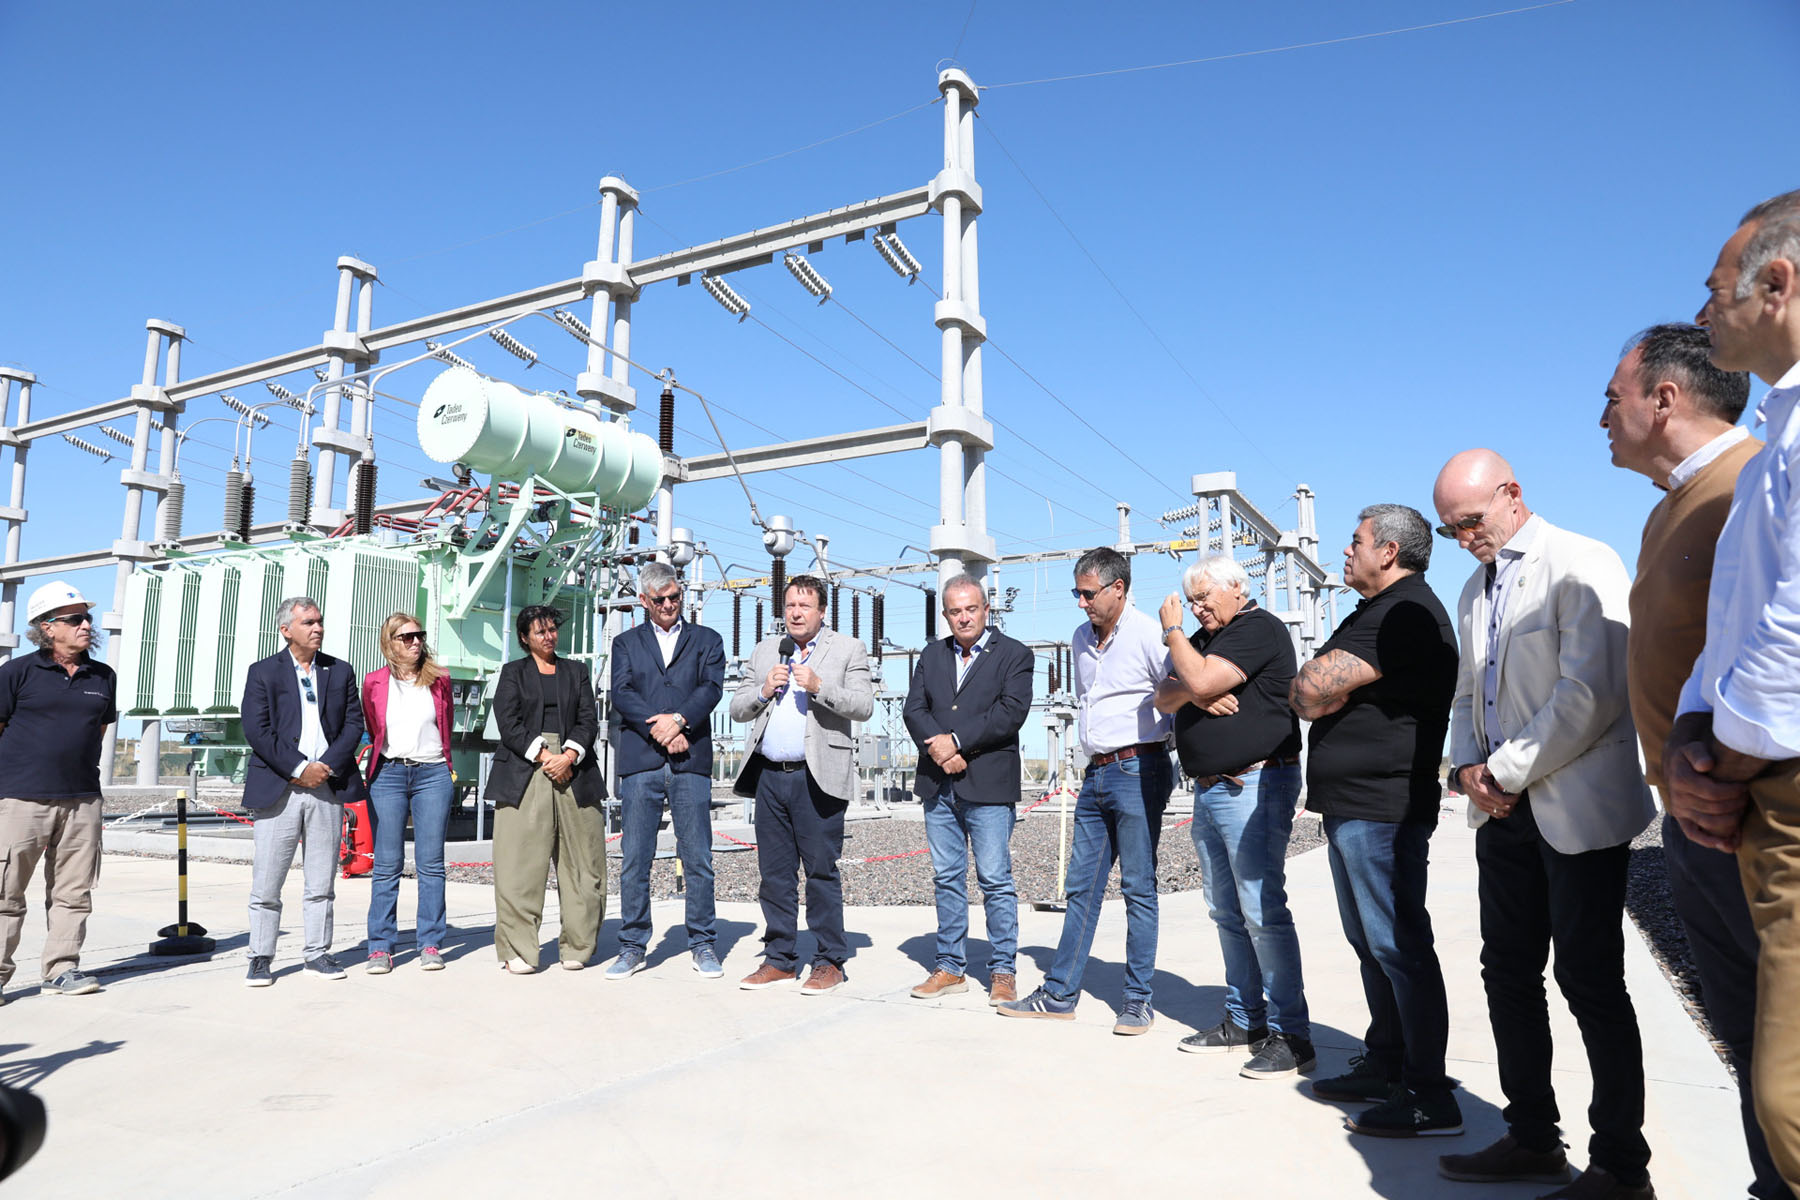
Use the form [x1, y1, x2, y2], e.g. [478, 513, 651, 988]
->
[361, 612, 455, 973]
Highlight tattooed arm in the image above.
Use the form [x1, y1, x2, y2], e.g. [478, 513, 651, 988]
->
[1288, 649, 1379, 720]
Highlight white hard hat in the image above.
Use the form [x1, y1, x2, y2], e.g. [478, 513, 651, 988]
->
[26, 581, 91, 624]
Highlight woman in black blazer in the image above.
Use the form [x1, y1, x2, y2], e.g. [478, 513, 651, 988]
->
[488, 605, 608, 974]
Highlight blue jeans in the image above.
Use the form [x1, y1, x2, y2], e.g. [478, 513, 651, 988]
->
[1324, 815, 1452, 1092]
[923, 789, 1018, 976]
[617, 764, 717, 951]
[1045, 752, 1173, 1006]
[1190, 765, 1308, 1036]
[365, 761, 453, 953]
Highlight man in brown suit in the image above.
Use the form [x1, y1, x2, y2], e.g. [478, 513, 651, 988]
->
[1605, 322, 1785, 1199]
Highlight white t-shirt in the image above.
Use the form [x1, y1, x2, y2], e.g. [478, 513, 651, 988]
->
[383, 676, 444, 763]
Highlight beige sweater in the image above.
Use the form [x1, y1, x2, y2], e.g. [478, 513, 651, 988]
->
[1627, 434, 1762, 789]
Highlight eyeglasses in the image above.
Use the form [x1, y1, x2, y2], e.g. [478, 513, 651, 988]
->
[42, 612, 93, 627]
[1070, 582, 1120, 601]
[1435, 483, 1513, 539]
[646, 593, 683, 607]
[394, 631, 426, 645]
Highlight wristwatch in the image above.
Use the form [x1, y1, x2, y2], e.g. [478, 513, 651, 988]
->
[673, 713, 689, 731]
[1162, 625, 1182, 642]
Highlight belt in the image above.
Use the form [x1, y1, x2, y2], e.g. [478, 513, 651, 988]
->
[382, 755, 442, 768]
[763, 757, 808, 773]
[1087, 742, 1163, 771]
[1193, 754, 1301, 791]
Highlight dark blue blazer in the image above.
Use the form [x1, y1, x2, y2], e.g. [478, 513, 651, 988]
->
[240, 649, 367, 810]
[903, 628, 1035, 805]
[610, 620, 726, 777]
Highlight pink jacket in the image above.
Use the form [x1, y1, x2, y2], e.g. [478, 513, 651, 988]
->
[361, 666, 454, 785]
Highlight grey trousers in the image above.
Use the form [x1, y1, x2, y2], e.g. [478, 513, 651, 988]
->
[248, 785, 343, 959]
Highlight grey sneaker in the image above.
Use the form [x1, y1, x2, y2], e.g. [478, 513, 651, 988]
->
[365, 951, 393, 975]
[1240, 1033, 1317, 1079]
[44, 970, 100, 996]
[304, 954, 347, 981]
[245, 956, 274, 988]
[691, 945, 724, 978]
[1113, 999, 1155, 1035]
[997, 986, 1077, 1020]
[419, 946, 445, 971]
[604, 947, 646, 980]
[1178, 1019, 1267, 1055]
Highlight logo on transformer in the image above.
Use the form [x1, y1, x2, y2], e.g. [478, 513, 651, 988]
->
[434, 403, 467, 425]
[564, 429, 597, 452]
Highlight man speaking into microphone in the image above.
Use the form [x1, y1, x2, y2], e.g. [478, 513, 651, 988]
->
[731, 574, 874, 995]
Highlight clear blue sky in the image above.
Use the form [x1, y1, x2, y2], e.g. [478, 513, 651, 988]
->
[4, 0, 1798, 726]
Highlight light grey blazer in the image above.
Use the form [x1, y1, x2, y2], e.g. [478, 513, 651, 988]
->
[730, 625, 875, 804]
[1449, 516, 1655, 854]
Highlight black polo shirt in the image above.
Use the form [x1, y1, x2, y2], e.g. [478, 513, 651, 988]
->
[0, 650, 118, 799]
[1304, 573, 1456, 824]
[1173, 602, 1302, 776]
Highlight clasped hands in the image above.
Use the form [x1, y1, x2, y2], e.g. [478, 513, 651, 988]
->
[1662, 714, 1762, 853]
[1458, 763, 1519, 819]
[924, 732, 967, 776]
[536, 746, 578, 784]
[648, 713, 690, 755]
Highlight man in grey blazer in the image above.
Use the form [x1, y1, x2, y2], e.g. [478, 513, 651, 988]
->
[1432, 449, 1656, 1200]
[730, 574, 874, 995]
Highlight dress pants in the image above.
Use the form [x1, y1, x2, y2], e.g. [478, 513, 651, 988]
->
[492, 733, 608, 966]
[1736, 757, 1800, 1197]
[248, 784, 343, 960]
[753, 759, 847, 970]
[0, 796, 102, 987]
[1475, 792, 1650, 1186]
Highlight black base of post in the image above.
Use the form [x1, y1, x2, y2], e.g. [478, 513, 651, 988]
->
[150, 923, 215, 957]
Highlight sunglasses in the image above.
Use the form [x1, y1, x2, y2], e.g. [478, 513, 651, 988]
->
[646, 594, 683, 607]
[42, 612, 93, 627]
[300, 675, 317, 703]
[1435, 483, 1513, 539]
[394, 631, 426, 645]
[1070, 583, 1119, 601]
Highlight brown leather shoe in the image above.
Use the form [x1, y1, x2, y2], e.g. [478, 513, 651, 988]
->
[800, 962, 845, 995]
[910, 969, 967, 999]
[738, 963, 798, 991]
[987, 973, 1017, 1006]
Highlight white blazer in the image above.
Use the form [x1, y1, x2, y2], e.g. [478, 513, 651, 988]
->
[1450, 516, 1654, 854]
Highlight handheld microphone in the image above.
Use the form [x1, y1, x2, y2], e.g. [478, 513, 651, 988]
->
[778, 635, 796, 664]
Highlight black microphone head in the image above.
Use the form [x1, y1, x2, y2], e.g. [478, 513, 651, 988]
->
[778, 635, 796, 659]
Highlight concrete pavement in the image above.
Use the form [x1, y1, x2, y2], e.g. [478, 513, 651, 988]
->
[0, 810, 1750, 1199]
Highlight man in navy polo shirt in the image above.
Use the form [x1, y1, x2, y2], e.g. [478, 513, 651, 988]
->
[0, 581, 118, 1001]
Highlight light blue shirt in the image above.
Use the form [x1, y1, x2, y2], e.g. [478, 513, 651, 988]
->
[760, 634, 815, 763]
[1678, 360, 1800, 759]
[954, 629, 992, 690]
[1483, 515, 1541, 755]
[1073, 603, 1171, 758]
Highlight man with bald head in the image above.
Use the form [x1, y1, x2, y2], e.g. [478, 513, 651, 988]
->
[1432, 450, 1655, 1199]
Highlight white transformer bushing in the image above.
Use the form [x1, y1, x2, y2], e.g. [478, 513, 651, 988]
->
[417, 367, 662, 512]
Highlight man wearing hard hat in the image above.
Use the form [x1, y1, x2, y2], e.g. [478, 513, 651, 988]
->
[0, 581, 117, 1001]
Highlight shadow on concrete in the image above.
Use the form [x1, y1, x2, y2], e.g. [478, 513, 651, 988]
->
[1311, 1082, 1510, 1199]
[895, 932, 1013, 981]
[0, 1040, 125, 1090]
[639, 920, 760, 969]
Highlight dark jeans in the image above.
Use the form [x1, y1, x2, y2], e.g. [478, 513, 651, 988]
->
[1476, 793, 1650, 1185]
[1663, 813, 1793, 1200]
[753, 762, 847, 970]
[617, 764, 717, 952]
[1324, 815, 1452, 1093]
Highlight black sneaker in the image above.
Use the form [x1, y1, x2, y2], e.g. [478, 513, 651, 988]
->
[1347, 1086, 1463, 1138]
[1240, 1032, 1317, 1080]
[1177, 1020, 1267, 1055]
[1311, 1053, 1400, 1102]
[1438, 1133, 1573, 1184]
[245, 956, 274, 988]
[304, 954, 347, 981]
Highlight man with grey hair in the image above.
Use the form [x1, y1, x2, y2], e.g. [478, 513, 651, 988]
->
[1432, 451, 1654, 1198]
[240, 597, 366, 987]
[1291, 504, 1462, 1138]
[1155, 554, 1310, 1078]
[999, 547, 1172, 1034]
[1666, 187, 1800, 1194]
[0, 581, 116, 1001]
[605, 561, 726, 980]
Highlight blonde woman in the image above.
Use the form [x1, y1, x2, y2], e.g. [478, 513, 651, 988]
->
[360, 613, 455, 973]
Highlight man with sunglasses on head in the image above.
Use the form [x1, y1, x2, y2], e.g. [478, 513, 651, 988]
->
[999, 547, 1173, 1035]
[605, 562, 727, 981]
[240, 596, 366, 987]
[1431, 450, 1655, 1199]
[0, 582, 117, 1001]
